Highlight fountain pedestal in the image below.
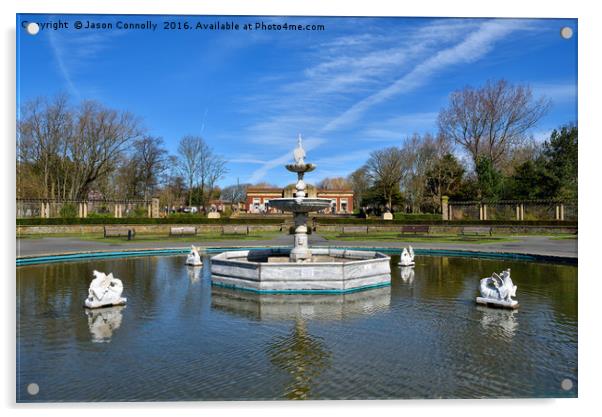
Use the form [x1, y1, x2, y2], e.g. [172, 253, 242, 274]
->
[210, 134, 391, 293]
[278, 161, 327, 262]
[291, 212, 310, 262]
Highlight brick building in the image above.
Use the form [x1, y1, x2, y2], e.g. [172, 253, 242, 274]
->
[245, 186, 353, 214]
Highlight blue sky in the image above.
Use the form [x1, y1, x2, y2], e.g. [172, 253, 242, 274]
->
[17, 15, 577, 187]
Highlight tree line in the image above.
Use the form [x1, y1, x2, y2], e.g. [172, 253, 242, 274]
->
[18, 79, 577, 216]
[17, 94, 228, 213]
[322, 80, 577, 214]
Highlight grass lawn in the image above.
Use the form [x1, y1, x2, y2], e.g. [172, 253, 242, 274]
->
[320, 232, 520, 244]
[18, 231, 282, 243]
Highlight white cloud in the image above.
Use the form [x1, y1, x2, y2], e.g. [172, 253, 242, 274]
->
[46, 16, 125, 98]
[320, 20, 527, 133]
[239, 19, 535, 182]
[532, 82, 577, 104]
[248, 136, 326, 183]
[358, 112, 439, 142]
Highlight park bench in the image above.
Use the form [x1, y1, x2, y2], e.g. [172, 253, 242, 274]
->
[342, 225, 368, 234]
[103, 226, 135, 240]
[461, 226, 492, 236]
[169, 226, 197, 236]
[222, 225, 249, 235]
[400, 225, 430, 235]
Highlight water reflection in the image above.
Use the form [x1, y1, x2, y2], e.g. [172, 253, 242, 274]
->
[477, 306, 519, 339]
[268, 319, 331, 400]
[212, 286, 390, 399]
[211, 285, 391, 321]
[85, 306, 125, 343]
[399, 266, 415, 284]
[186, 265, 201, 284]
[16, 255, 577, 401]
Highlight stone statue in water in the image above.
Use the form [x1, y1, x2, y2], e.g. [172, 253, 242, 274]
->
[186, 245, 203, 266]
[477, 269, 518, 309]
[399, 246, 415, 266]
[84, 270, 127, 309]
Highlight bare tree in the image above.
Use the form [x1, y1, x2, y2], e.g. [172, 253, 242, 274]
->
[365, 147, 405, 211]
[220, 179, 249, 211]
[400, 133, 450, 212]
[202, 153, 228, 211]
[18, 96, 142, 200]
[176, 135, 228, 209]
[17, 94, 72, 199]
[177, 135, 205, 207]
[158, 155, 186, 213]
[131, 136, 167, 200]
[317, 177, 352, 190]
[438, 79, 550, 168]
[347, 167, 370, 210]
[68, 101, 142, 199]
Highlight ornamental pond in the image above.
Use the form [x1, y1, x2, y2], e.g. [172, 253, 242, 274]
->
[17, 251, 577, 401]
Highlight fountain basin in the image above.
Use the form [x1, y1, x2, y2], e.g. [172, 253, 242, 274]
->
[285, 163, 315, 173]
[210, 248, 391, 293]
[268, 197, 331, 213]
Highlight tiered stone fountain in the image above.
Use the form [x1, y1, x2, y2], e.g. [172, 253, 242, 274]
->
[210, 135, 391, 293]
[269, 135, 331, 262]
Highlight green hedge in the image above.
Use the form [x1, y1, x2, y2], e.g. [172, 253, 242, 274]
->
[16, 216, 577, 227]
[393, 213, 440, 221]
[314, 218, 577, 226]
[16, 217, 287, 226]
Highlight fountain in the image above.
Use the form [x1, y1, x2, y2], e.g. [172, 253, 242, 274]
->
[210, 135, 391, 293]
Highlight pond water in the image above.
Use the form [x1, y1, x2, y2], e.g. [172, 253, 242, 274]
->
[16, 253, 577, 401]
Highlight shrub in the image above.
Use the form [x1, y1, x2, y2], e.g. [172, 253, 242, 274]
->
[127, 207, 148, 218]
[87, 212, 113, 219]
[59, 203, 78, 218]
[393, 213, 440, 221]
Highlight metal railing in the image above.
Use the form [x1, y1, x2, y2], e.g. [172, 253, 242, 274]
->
[446, 199, 577, 221]
[16, 198, 154, 219]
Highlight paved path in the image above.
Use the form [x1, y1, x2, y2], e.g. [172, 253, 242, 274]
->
[16, 234, 577, 260]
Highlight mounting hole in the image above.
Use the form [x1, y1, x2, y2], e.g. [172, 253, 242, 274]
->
[26, 22, 40, 35]
[27, 383, 39, 395]
[560, 27, 573, 40]
[561, 378, 573, 391]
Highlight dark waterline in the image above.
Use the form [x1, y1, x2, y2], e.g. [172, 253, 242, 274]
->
[16, 254, 577, 401]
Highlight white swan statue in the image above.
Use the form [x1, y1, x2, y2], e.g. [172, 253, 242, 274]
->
[476, 269, 519, 309]
[84, 270, 127, 309]
[399, 246, 415, 266]
[186, 245, 203, 266]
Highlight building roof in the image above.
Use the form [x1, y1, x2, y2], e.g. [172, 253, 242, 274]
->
[247, 186, 353, 194]
[246, 187, 283, 193]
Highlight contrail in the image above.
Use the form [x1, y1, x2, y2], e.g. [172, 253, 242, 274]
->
[200, 108, 208, 134]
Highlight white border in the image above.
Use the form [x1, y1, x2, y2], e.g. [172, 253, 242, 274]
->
[3, 1, 599, 416]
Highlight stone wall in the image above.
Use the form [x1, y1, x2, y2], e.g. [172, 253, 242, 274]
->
[16, 223, 576, 236]
[17, 224, 283, 235]
[314, 224, 577, 235]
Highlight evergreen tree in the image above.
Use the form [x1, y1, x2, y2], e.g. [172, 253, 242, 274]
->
[475, 156, 502, 200]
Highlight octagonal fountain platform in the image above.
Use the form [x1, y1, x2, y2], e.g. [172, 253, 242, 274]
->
[210, 135, 391, 293]
[211, 247, 392, 293]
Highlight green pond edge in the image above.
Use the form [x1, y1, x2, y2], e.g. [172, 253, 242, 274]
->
[16, 246, 577, 266]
